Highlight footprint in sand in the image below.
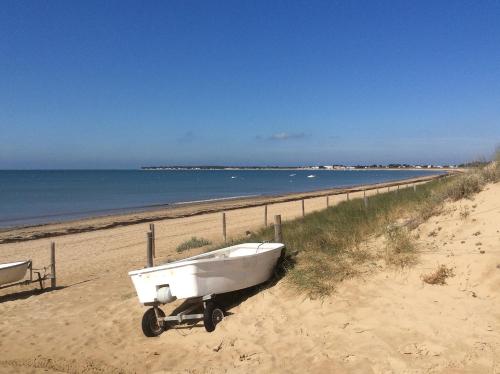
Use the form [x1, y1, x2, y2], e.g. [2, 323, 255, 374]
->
[342, 354, 356, 362]
[399, 343, 438, 357]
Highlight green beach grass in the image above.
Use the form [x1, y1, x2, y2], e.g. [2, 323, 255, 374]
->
[213, 153, 500, 298]
[176, 236, 212, 252]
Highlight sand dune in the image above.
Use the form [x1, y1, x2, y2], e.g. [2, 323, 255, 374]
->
[0, 181, 499, 373]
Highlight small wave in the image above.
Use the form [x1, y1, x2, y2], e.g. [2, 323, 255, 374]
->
[173, 195, 258, 205]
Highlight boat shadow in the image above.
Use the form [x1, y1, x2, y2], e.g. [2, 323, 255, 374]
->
[216, 253, 294, 312]
[167, 252, 296, 329]
[0, 286, 64, 303]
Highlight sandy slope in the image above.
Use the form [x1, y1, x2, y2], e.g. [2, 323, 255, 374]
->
[0, 182, 499, 373]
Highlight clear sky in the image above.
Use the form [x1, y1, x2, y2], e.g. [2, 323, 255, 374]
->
[1, 1, 499, 168]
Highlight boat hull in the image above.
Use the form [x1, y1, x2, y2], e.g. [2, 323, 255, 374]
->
[0, 261, 30, 286]
[129, 243, 284, 304]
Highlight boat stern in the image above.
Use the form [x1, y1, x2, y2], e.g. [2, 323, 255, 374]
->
[129, 268, 176, 305]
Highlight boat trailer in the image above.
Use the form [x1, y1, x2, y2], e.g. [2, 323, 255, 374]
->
[142, 294, 224, 337]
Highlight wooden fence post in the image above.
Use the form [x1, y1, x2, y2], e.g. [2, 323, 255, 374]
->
[146, 232, 153, 268]
[264, 205, 268, 227]
[413, 184, 417, 192]
[363, 189, 366, 198]
[50, 242, 56, 289]
[364, 196, 369, 209]
[149, 223, 155, 258]
[222, 212, 227, 243]
[274, 215, 282, 243]
[347, 191, 350, 201]
[326, 195, 329, 207]
[301, 199, 305, 217]
[387, 186, 390, 193]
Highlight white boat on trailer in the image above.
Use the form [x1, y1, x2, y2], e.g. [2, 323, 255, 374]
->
[128, 242, 285, 336]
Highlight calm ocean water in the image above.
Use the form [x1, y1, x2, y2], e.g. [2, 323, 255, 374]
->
[0, 169, 443, 228]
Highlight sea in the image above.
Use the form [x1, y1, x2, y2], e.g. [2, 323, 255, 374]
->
[0, 169, 444, 228]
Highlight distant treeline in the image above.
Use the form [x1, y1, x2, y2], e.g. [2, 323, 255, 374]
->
[457, 161, 489, 168]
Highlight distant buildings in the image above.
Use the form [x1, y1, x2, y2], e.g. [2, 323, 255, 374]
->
[141, 163, 458, 171]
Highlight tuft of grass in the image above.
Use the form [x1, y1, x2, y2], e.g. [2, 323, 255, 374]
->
[459, 206, 470, 220]
[176, 236, 212, 252]
[421, 265, 455, 285]
[444, 172, 484, 201]
[414, 190, 446, 224]
[288, 247, 372, 298]
[384, 226, 418, 268]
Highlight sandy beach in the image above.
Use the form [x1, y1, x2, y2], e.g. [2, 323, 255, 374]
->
[3, 1, 499, 372]
[1, 176, 499, 373]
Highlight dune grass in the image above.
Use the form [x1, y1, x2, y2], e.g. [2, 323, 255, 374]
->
[238, 179, 447, 297]
[176, 236, 212, 252]
[214, 153, 500, 297]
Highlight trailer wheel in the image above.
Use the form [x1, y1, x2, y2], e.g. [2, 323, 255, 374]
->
[142, 307, 166, 337]
[203, 302, 224, 332]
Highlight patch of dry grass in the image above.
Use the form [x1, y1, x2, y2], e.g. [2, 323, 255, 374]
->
[384, 226, 418, 268]
[445, 173, 485, 201]
[421, 265, 455, 285]
[459, 206, 470, 220]
[288, 248, 373, 298]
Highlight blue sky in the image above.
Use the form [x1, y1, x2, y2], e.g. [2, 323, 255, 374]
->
[1, 1, 499, 168]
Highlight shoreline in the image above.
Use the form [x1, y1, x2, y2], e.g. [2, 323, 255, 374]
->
[0, 194, 260, 227]
[0, 172, 453, 244]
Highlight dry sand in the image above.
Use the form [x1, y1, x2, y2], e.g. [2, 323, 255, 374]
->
[0, 180, 499, 373]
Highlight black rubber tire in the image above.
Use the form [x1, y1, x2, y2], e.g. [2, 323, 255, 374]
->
[141, 307, 166, 337]
[203, 302, 224, 332]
